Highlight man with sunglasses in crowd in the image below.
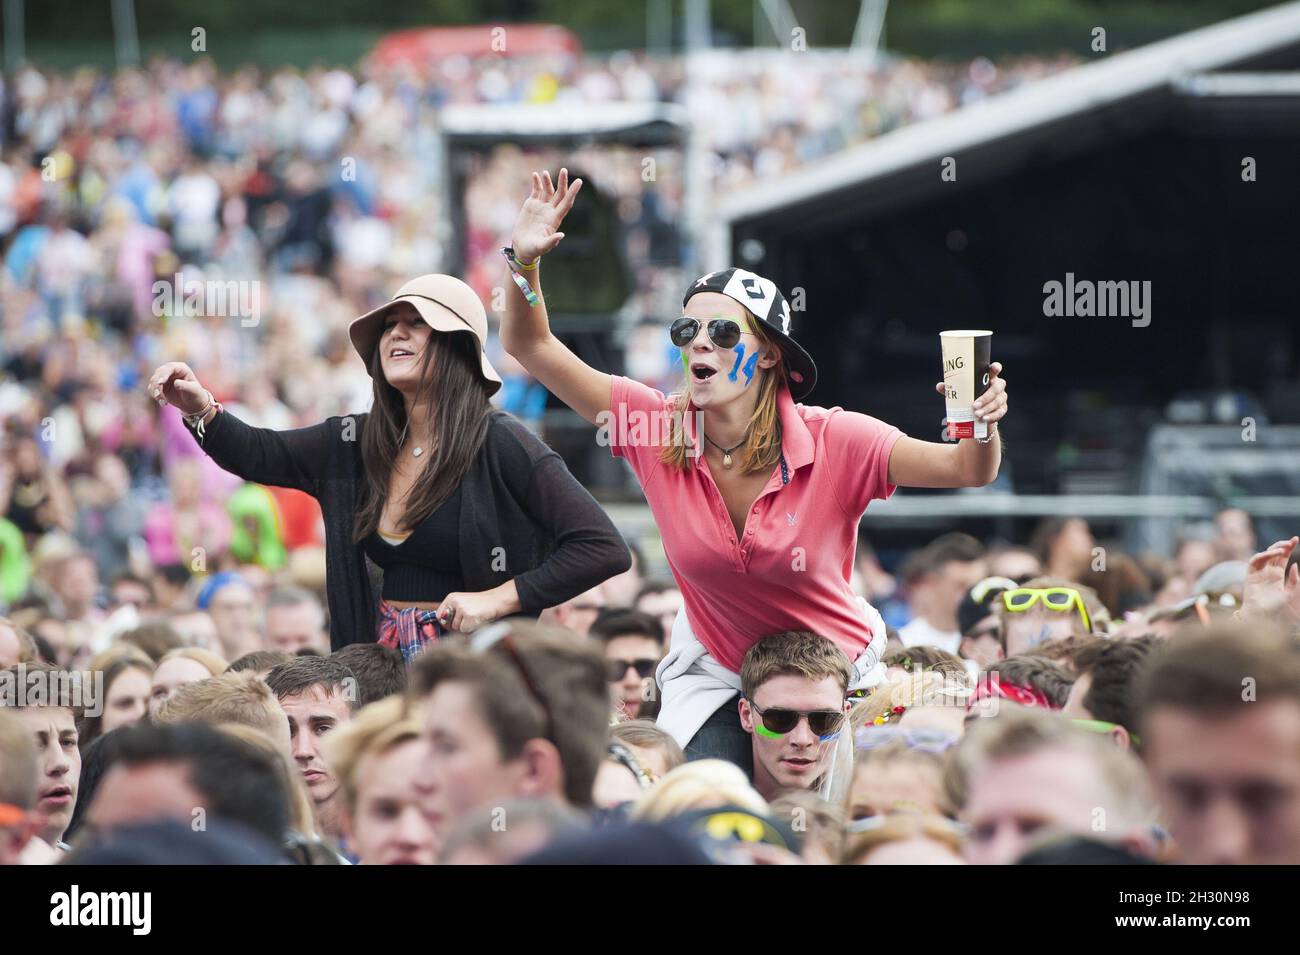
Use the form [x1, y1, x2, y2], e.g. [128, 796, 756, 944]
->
[956, 575, 1018, 675]
[998, 575, 1105, 655]
[1063, 635, 1158, 750]
[738, 631, 853, 799]
[590, 609, 665, 720]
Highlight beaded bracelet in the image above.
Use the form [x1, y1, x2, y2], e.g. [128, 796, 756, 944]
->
[183, 391, 223, 441]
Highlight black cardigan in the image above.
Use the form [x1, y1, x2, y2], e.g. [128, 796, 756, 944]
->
[185, 407, 631, 650]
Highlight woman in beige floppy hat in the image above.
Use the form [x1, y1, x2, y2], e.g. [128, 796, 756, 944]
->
[148, 274, 630, 663]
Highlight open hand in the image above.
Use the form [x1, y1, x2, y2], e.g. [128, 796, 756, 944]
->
[1241, 536, 1300, 622]
[511, 168, 582, 264]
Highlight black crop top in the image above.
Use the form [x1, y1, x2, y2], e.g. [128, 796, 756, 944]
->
[362, 483, 466, 602]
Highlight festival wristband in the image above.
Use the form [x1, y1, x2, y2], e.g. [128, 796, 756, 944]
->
[507, 247, 538, 270]
[501, 247, 541, 307]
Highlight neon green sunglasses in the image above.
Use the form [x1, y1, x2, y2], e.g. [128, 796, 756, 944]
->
[1001, 586, 1091, 633]
[1072, 718, 1139, 747]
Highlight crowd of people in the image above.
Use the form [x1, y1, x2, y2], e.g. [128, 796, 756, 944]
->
[0, 47, 1080, 441]
[4, 46, 1297, 868]
[3, 469, 1298, 866]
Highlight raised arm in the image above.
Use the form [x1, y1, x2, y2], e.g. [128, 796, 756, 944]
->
[147, 362, 333, 496]
[499, 168, 612, 427]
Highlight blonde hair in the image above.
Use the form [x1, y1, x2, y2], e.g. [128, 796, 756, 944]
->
[155, 670, 286, 744]
[842, 813, 965, 865]
[659, 313, 787, 473]
[848, 738, 954, 818]
[850, 670, 971, 733]
[322, 695, 422, 814]
[217, 722, 318, 838]
[609, 719, 685, 773]
[768, 790, 846, 863]
[631, 759, 768, 822]
[157, 646, 228, 677]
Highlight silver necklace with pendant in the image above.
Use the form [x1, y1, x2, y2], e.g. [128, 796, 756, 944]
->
[400, 421, 425, 458]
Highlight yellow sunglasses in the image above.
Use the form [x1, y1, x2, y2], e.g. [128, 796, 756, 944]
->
[1001, 587, 1092, 633]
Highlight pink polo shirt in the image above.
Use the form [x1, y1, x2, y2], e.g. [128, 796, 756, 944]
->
[609, 375, 904, 673]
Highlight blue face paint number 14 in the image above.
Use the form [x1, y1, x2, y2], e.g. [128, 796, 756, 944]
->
[726, 344, 760, 387]
[727, 344, 746, 382]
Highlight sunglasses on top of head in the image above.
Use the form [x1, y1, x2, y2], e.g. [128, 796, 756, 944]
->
[747, 701, 846, 740]
[669, 316, 754, 350]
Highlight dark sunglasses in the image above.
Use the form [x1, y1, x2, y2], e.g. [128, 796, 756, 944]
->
[669, 316, 751, 349]
[748, 701, 845, 740]
[606, 658, 657, 682]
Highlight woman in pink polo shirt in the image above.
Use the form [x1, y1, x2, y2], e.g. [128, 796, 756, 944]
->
[499, 170, 1009, 771]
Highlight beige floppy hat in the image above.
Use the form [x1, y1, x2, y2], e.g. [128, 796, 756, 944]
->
[348, 274, 502, 396]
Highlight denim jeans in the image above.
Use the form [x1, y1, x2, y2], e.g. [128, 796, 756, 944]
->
[683, 693, 753, 779]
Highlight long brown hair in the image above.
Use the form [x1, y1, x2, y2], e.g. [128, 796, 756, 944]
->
[352, 326, 492, 542]
[659, 314, 787, 473]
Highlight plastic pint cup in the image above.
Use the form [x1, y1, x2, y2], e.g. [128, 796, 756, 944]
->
[940, 330, 993, 440]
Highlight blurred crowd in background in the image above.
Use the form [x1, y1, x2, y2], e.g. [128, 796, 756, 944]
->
[0, 46, 1079, 414]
